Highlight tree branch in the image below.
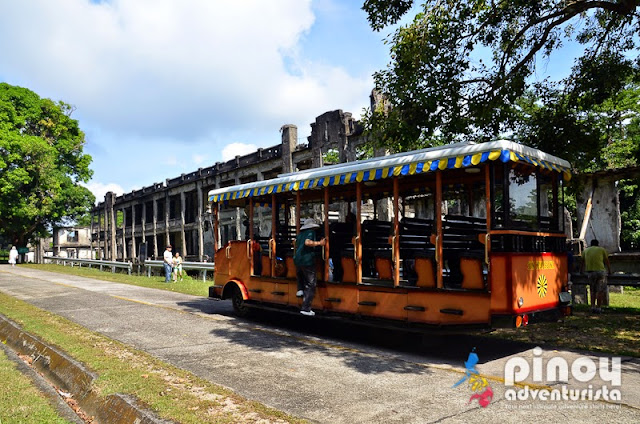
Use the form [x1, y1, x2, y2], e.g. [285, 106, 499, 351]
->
[498, 0, 639, 80]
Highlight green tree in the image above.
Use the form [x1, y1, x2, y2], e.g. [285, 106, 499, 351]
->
[0, 83, 95, 246]
[362, 0, 640, 160]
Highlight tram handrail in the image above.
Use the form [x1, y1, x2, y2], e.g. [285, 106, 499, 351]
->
[44, 256, 133, 274]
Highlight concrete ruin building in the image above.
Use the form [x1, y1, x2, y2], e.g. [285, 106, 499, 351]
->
[90, 110, 365, 262]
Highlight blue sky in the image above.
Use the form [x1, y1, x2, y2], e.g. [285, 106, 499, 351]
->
[0, 0, 579, 202]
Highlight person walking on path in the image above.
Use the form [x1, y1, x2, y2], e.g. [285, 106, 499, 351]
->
[294, 218, 326, 316]
[163, 245, 173, 283]
[8, 246, 18, 266]
[580, 239, 611, 313]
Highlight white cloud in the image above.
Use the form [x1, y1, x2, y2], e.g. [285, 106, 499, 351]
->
[221, 143, 258, 161]
[0, 0, 380, 195]
[0, 0, 373, 143]
[82, 182, 125, 203]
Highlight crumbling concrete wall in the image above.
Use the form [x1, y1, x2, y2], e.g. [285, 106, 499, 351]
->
[576, 176, 621, 253]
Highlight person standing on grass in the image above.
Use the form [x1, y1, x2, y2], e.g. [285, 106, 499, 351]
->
[173, 251, 184, 282]
[8, 246, 18, 266]
[580, 239, 611, 313]
[294, 218, 326, 316]
[163, 245, 173, 283]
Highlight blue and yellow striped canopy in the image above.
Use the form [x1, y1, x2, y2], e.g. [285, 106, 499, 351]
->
[208, 140, 571, 203]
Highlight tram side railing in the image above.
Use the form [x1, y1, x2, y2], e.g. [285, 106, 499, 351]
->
[43, 256, 133, 275]
[143, 260, 215, 282]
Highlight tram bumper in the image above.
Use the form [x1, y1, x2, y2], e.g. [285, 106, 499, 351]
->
[209, 285, 224, 299]
[491, 292, 572, 328]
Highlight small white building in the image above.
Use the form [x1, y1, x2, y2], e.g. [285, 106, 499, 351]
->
[51, 227, 94, 259]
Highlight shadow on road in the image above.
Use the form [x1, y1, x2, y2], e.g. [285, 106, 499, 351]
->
[175, 297, 539, 371]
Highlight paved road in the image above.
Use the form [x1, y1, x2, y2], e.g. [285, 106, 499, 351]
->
[0, 266, 638, 423]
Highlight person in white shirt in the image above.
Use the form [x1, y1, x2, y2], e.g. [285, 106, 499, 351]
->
[163, 245, 173, 283]
[8, 246, 18, 266]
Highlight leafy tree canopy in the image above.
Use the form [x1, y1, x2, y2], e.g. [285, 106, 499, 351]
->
[362, 0, 640, 169]
[0, 83, 95, 246]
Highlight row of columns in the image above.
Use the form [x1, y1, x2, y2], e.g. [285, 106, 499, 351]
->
[94, 188, 207, 261]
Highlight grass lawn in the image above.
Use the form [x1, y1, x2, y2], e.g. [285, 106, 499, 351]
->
[22, 263, 210, 297]
[0, 347, 70, 424]
[0, 291, 302, 424]
[489, 288, 640, 357]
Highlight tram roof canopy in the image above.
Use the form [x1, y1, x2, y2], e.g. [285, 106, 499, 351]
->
[208, 140, 571, 203]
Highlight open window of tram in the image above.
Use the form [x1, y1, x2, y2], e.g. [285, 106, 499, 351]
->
[268, 194, 295, 279]
[297, 191, 328, 282]
[491, 162, 565, 252]
[245, 196, 273, 277]
[398, 182, 436, 288]
[358, 190, 393, 284]
[326, 193, 357, 284]
[440, 168, 488, 290]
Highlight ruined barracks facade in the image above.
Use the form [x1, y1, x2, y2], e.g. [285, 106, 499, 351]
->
[90, 109, 366, 262]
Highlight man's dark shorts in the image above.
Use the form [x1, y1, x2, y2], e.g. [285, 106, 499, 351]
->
[588, 271, 607, 295]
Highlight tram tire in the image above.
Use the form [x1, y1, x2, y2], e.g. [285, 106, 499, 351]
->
[230, 284, 250, 317]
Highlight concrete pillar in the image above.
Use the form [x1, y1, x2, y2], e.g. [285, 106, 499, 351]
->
[104, 197, 109, 259]
[121, 208, 127, 260]
[281, 124, 297, 174]
[165, 191, 170, 246]
[152, 198, 158, 257]
[90, 213, 94, 259]
[180, 191, 187, 256]
[197, 181, 204, 261]
[109, 193, 116, 260]
[130, 205, 136, 259]
[141, 202, 147, 244]
[52, 228, 60, 256]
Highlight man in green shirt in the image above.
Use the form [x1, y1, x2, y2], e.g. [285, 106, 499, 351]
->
[294, 218, 326, 316]
[580, 239, 611, 313]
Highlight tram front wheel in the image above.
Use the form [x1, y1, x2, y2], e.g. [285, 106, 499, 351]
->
[230, 284, 250, 317]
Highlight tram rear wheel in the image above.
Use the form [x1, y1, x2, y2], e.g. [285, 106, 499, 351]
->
[230, 284, 250, 317]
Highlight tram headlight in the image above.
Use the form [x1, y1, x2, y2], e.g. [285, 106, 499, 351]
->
[518, 297, 524, 307]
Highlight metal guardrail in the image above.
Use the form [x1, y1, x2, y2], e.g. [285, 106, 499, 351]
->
[144, 260, 215, 281]
[571, 273, 640, 287]
[44, 256, 133, 275]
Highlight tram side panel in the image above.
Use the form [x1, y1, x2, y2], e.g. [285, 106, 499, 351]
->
[490, 252, 569, 326]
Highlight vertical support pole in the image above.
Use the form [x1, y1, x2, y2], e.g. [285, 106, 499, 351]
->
[356, 181, 363, 283]
[295, 192, 301, 233]
[393, 177, 400, 286]
[249, 199, 254, 275]
[213, 203, 219, 251]
[271, 194, 277, 277]
[485, 165, 492, 267]
[435, 171, 443, 289]
[324, 187, 330, 282]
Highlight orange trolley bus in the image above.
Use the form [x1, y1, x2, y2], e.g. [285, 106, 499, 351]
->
[207, 140, 572, 331]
